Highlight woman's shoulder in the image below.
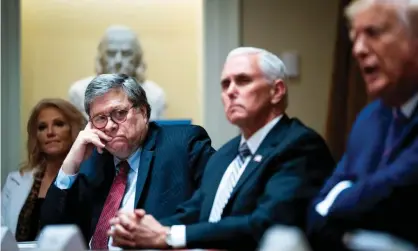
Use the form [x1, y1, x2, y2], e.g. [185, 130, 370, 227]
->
[5, 168, 37, 182]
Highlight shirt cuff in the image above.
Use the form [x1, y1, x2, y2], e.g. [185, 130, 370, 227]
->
[316, 180, 353, 216]
[169, 225, 186, 248]
[54, 169, 78, 190]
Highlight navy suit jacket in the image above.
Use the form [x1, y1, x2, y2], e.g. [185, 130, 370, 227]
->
[307, 100, 418, 250]
[40, 122, 215, 244]
[161, 115, 335, 250]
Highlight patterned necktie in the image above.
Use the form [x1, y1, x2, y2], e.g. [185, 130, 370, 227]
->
[208, 142, 252, 223]
[384, 108, 408, 156]
[91, 161, 130, 249]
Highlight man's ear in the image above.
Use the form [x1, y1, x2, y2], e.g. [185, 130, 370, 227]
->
[270, 79, 286, 105]
[139, 106, 149, 124]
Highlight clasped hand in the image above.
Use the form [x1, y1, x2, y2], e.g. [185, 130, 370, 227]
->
[107, 209, 169, 249]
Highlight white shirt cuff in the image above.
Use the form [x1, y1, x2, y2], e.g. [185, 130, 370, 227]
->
[54, 169, 78, 190]
[315, 180, 353, 216]
[169, 225, 186, 248]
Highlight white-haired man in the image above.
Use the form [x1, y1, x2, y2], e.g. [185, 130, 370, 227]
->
[68, 25, 166, 120]
[308, 0, 418, 250]
[107, 47, 335, 250]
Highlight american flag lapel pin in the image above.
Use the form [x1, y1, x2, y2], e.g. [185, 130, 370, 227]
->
[254, 154, 263, 162]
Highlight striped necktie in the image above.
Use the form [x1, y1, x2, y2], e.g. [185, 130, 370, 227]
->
[209, 142, 252, 223]
[91, 161, 130, 249]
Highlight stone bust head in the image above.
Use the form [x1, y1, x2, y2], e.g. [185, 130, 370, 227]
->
[95, 25, 146, 83]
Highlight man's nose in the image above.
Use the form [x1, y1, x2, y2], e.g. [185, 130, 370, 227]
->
[352, 35, 369, 59]
[114, 51, 122, 63]
[104, 117, 118, 133]
[226, 82, 238, 97]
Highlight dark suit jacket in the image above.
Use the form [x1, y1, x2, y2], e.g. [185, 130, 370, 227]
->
[40, 122, 215, 244]
[161, 115, 335, 250]
[307, 100, 418, 250]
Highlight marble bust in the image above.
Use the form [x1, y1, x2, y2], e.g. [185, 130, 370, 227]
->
[68, 25, 166, 120]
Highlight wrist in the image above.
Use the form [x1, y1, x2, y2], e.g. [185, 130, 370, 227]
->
[158, 226, 170, 248]
[61, 157, 78, 175]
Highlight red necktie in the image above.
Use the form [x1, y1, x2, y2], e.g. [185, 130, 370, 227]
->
[91, 161, 130, 249]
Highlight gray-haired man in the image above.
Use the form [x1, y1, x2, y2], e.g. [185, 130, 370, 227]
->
[41, 74, 215, 250]
[107, 48, 334, 250]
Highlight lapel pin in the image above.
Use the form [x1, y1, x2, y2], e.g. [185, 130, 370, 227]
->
[254, 155, 263, 162]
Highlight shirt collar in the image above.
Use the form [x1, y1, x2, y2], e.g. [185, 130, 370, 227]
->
[400, 92, 418, 118]
[240, 115, 283, 154]
[113, 147, 141, 173]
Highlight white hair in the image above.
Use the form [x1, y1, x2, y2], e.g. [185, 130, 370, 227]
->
[345, 0, 418, 34]
[226, 47, 289, 108]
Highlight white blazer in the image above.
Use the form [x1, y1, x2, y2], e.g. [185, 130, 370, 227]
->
[1, 169, 36, 235]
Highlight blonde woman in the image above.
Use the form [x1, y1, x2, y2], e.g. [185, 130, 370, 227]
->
[1, 98, 86, 241]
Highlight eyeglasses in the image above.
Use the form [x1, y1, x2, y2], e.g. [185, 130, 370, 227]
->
[90, 106, 135, 129]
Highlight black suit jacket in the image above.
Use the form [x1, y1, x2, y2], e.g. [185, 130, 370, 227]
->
[161, 115, 335, 250]
[40, 122, 215, 244]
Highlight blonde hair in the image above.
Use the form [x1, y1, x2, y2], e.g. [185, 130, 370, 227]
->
[20, 98, 86, 173]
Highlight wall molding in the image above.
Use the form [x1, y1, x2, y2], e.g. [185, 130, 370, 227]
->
[1, 0, 21, 184]
[202, 0, 241, 149]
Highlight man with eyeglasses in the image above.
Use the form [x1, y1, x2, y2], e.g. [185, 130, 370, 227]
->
[40, 73, 215, 250]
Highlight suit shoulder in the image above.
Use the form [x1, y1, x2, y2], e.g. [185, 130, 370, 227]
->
[159, 124, 208, 137]
[288, 118, 327, 144]
[4, 169, 34, 184]
[356, 100, 381, 121]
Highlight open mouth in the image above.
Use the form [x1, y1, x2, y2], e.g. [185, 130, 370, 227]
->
[363, 65, 378, 75]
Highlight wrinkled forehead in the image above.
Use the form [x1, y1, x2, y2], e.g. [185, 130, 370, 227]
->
[90, 89, 131, 117]
[102, 33, 137, 51]
[221, 53, 260, 79]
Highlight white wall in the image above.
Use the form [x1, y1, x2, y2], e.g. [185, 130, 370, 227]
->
[202, 0, 240, 149]
[241, 0, 339, 136]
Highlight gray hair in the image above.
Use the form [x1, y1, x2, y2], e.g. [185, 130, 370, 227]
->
[345, 0, 418, 36]
[95, 25, 147, 83]
[226, 47, 289, 108]
[84, 73, 151, 119]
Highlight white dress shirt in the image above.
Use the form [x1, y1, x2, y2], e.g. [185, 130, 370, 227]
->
[315, 92, 418, 217]
[55, 148, 142, 250]
[68, 76, 167, 121]
[169, 115, 283, 248]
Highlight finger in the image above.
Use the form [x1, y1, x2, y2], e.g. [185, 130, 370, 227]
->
[85, 121, 93, 130]
[111, 234, 136, 248]
[86, 134, 106, 149]
[113, 224, 134, 240]
[109, 217, 120, 226]
[108, 228, 135, 248]
[89, 128, 113, 142]
[118, 214, 136, 231]
[134, 209, 146, 218]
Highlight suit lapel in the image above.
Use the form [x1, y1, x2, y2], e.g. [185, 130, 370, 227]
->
[358, 103, 391, 171]
[387, 104, 418, 161]
[80, 150, 114, 189]
[201, 137, 239, 218]
[228, 115, 290, 202]
[134, 122, 158, 207]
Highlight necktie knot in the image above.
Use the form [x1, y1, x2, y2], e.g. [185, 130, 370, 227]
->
[117, 161, 130, 177]
[394, 108, 408, 123]
[238, 142, 251, 163]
